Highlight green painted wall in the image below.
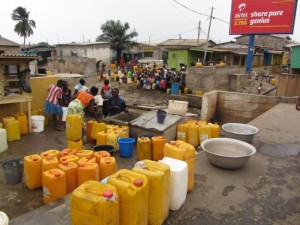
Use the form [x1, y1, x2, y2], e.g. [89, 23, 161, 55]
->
[290, 46, 300, 69]
[168, 50, 188, 70]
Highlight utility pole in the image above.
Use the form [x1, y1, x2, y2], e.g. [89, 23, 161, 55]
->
[197, 21, 201, 48]
[149, 36, 150, 51]
[203, 7, 214, 64]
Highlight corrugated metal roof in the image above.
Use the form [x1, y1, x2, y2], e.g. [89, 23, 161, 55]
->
[158, 39, 211, 47]
[0, 54, 38, 59]
[0, 36, 20, 47]
[56, 42, 110, 47]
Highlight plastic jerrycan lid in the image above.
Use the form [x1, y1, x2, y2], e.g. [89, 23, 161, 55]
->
[103, 190, 113, 198]
[133, 179, 143, 187]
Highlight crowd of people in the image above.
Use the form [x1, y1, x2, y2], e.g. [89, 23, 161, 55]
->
[98, 59, 186, 93]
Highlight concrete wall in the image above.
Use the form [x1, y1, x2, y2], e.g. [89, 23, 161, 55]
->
[236, 35, 287, 50]
[201, 91, 281, 123]
[55, 43, 111, 64]
[186, 66, 247, 93]
[277, 73, 300, 97]
[47, 57, 96, 76]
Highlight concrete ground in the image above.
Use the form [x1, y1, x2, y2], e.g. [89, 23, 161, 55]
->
[0, 74, 299, 224]
[0, 102, 298, 225]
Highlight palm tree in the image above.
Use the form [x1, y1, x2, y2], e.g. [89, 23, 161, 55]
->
[11, 6, 36, 47]
[96, 20, 138, 65]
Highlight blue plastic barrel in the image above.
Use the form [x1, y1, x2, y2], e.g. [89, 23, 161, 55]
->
[171, 83, 180, 95]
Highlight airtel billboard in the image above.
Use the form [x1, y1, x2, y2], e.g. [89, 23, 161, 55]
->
[230, 0, 298, 35]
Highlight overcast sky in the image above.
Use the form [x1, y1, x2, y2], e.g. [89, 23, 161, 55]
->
[1, 0, 299, 46]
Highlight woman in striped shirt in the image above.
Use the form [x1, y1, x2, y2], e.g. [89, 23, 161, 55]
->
[44, 79, 64, 131]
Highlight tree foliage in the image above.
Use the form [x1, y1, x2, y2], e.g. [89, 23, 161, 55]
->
[96, 20, 138, 64]
[11, 6, 36, 47]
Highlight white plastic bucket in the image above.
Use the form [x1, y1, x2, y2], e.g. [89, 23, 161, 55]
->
[0, 211, 9, 225]
[62, 107, 68, 121]
[31, 115, 45, 132]
[0, 129, 8, 153]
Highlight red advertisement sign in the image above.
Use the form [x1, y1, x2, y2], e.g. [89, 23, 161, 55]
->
[230, 0, 298, 34]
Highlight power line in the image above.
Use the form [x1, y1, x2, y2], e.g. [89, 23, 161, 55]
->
[171, 0, 230, 24]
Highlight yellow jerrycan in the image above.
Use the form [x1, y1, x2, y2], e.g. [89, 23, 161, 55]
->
[41, 149, 61, 159]
[78, 155, 97, 164]
[133, 160, 170, 225]
[24, 154, 43, 190]
[108, 169, 149, 225]
[14, 112, 28, 134]
[137, 136, 152, 161]
[151, 136, 166, 161]
[164, 140, 196, 192]
[5, 120, 20, 141]
[59, 154, 79, 164]
[176, 123, 188, 142]
[58, 162, 78, 193]
[96, 131, 107, 145]
[43, 168, 67, 204]
[78, 163, 99, 186]
[209, 123, 220, 138]
[99, 157, 117, 180]
[199, 124, 212, 144]
[66, 114, 82, 141]
[75, 150, 94, 159]
[187, 124, 199, 146]
[67, 139, 83, 150]
[91, 122, 106, 139]
[61, 148, 78, 156]
[86, 120, 96, 141]
[42, 156, 59, 173]
[71, 180, 119, 225]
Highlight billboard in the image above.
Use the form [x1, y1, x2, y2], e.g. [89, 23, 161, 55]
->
[230, 0, 298, 35]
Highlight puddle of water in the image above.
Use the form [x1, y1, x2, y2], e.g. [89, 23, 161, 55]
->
[259, 144, 300, 158]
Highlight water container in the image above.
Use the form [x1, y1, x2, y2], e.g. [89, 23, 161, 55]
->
[96, 131, 107, 145]
[67, 139, 83, 150]
[159, 157, 188, 211]
[78, 155, 97, 164]
[171, 82, 180, 95]
[99, 157, 117, 180]
[0, 129, 8, 153]
[76, 150, 94, 159]
[59, 155, 79, 164]
[107, 131, 119, 152]
[151, 136, 166, 161]
[209, 123, 220, 138]
[0, 211, 9, 225]
[2, 159, 23, 185]
[2, 116, 15, 127]
[187, 125, 199, 146]
[61, 148, 78, 156]
[93, 145, 114, 157]
[14, 112, 28, 134]
[0, 122, 3, 128]
[42, 156, 59, 173]
[157, 110, 167, 124]
[199, 124, 212, 144]
[167, 88, 171, 94]
[168, 100, 188, 116]
[78, 163, 99, 186]
[133, 160, 170, 225]
[24, 154, 43, 190]
[91, 122, 106, 139]
[66, 114, 82, 141]
[137, 136, 152, 161]
[5, 120, 20, 142]
[118, 136, 135, 158]
[58, 162, 78, 193]
[31, 115, 45, 133]
[93, 150, 110, 163]
[70, 180, 119, 225]
[62, 107, 68, 121]
[43, 168, 67, 204]
[41, 150, 61, 159]
[176, 124, 188, 142]
[107, 169, 149, 225]
[184, 87, 189, 94]
[86, 120, 96, 141]
[164, 140, 195, 192]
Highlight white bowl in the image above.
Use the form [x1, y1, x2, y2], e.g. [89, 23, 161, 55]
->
[201, 138, 256, 169]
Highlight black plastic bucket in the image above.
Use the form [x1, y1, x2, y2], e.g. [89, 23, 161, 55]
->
[2, 159, 24, 184]
[93, 145, 114, 156]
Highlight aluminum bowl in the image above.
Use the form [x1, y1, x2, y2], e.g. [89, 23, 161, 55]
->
[201, 138, 256, 169]
[222, 123, 259, 144]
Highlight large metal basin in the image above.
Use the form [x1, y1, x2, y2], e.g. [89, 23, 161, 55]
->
[201, 138, 256, 169]
[222, 123, 259, 144]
